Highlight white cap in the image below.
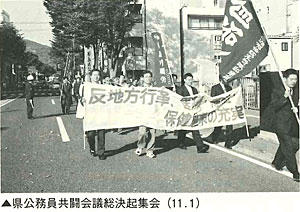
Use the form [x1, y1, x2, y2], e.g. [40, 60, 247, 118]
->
[27, 75, 34, 81]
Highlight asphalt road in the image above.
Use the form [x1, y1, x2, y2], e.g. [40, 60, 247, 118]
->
[1, 96, 299, 193]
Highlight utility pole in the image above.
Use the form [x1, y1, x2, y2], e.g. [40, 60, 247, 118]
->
[286, 0, 292, 34]
[144, 0, 148, 71]
[179, 4, 187, 86]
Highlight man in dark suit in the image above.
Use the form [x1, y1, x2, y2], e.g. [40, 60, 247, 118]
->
[210, 75, 234, 149]
[270, 68, 299, 182]
[25, 75, 35, 119]
[60, 77, 72, 114]
[177, 73, 209, 153]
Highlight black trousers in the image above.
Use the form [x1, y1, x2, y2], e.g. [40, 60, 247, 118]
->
[87, 130, 105, 156]
[211, 125, 233, 145]
[26, 99, 33, 118]
[178, 130, 205, 149]
[61, 97, 71, 114]
[272, 133, 299, 175]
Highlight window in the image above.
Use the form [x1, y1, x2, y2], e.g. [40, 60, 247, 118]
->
[126, 4, 142, 23]
[281, 42, 288, 51]
[214, 0, 218, 7]
[215, 35, 222, 42]
[188, 15, 223, 30]
[126, 37, 143, 56]
[190, 18, 200, 28]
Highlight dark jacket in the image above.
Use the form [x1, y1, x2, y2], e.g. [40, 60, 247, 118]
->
[61, 82, 72, 98]
[211, 83, 232, 97]
[25, 82, 34, 100]
[270, 87, 299, 137]
[178, 85, 198, 97]
[73, 81, 81, 96]
[166, 85, 181, 94]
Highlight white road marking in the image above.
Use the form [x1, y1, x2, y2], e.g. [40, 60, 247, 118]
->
[51, 99, 55, 104]
[246, 114, 259, 119]
[0, 98, 18, 108]
[204, 141, 293, 179]
[56, 117, 70, 142]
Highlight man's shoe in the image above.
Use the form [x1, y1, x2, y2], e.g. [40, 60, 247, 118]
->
[178, 144, 187, 150]
[197, 145, 209, 153]
[99, 155, 107, 160]
[90, 149, 97, 157]
[146, 151, 156, 159]
[135, 148, 143, 156]
[225, 140, 233, 149]
[271, 163, 283, 171]
[231, 139, 240, 146]
[225, 144, 232, 149]
[293, 173, 300, 182]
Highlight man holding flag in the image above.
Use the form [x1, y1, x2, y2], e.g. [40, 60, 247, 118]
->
[219, 0, 299, 182]
[270, 69, 299, 182]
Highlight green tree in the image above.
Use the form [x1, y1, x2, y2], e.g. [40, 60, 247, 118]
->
[44, 0, 138, 77]
[0, 23, 26, 65]
[0, 22, 27, 88]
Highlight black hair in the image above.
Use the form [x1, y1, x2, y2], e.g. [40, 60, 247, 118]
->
[143, 70, 153, 77]
[283, 68, 298, 78]
[90, 69, 101, 75]
[90, 69, 103, 83]
[183, 73, 193, 79]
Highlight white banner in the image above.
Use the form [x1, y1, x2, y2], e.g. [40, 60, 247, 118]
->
[84, 46, 94, 74]
[80, 83, 246, 131]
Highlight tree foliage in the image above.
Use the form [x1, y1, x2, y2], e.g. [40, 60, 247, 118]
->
[0, 22, 55, 87]
[44, 0, 138, 76]
[0, 23, 26, 65]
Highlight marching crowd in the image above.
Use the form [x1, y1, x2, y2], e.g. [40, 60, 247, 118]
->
[24, 68, 300, 182]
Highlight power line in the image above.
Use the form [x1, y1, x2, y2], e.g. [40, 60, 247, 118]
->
[11, 22, 50, 24]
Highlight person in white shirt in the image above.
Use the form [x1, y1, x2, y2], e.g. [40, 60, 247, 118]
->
[135, 71, 157, 158]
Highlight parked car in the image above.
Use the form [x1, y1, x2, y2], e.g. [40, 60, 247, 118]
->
[34, 80, 49, 89]
[50, 80, 61, 89]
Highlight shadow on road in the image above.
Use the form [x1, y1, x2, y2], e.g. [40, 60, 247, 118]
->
[34, 113, 65, 119]
[105, 141, 138, 157]
[1, 127, 9, 131]
[104, 131, 202, 157]
[0, 109, 21, 113]
[204, 125, 260, 147]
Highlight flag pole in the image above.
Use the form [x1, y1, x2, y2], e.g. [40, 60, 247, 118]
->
[261, 26, 300, 125]
[240, 85, 250, 138]
[83, 118, 86, 150]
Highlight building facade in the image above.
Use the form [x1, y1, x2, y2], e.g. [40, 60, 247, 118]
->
[180, 0, 226, 92]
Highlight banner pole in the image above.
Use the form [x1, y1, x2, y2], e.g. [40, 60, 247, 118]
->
[83, 84, 86, 150]
[244, 117, 250, 138]
[262, 27, 300, 125]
